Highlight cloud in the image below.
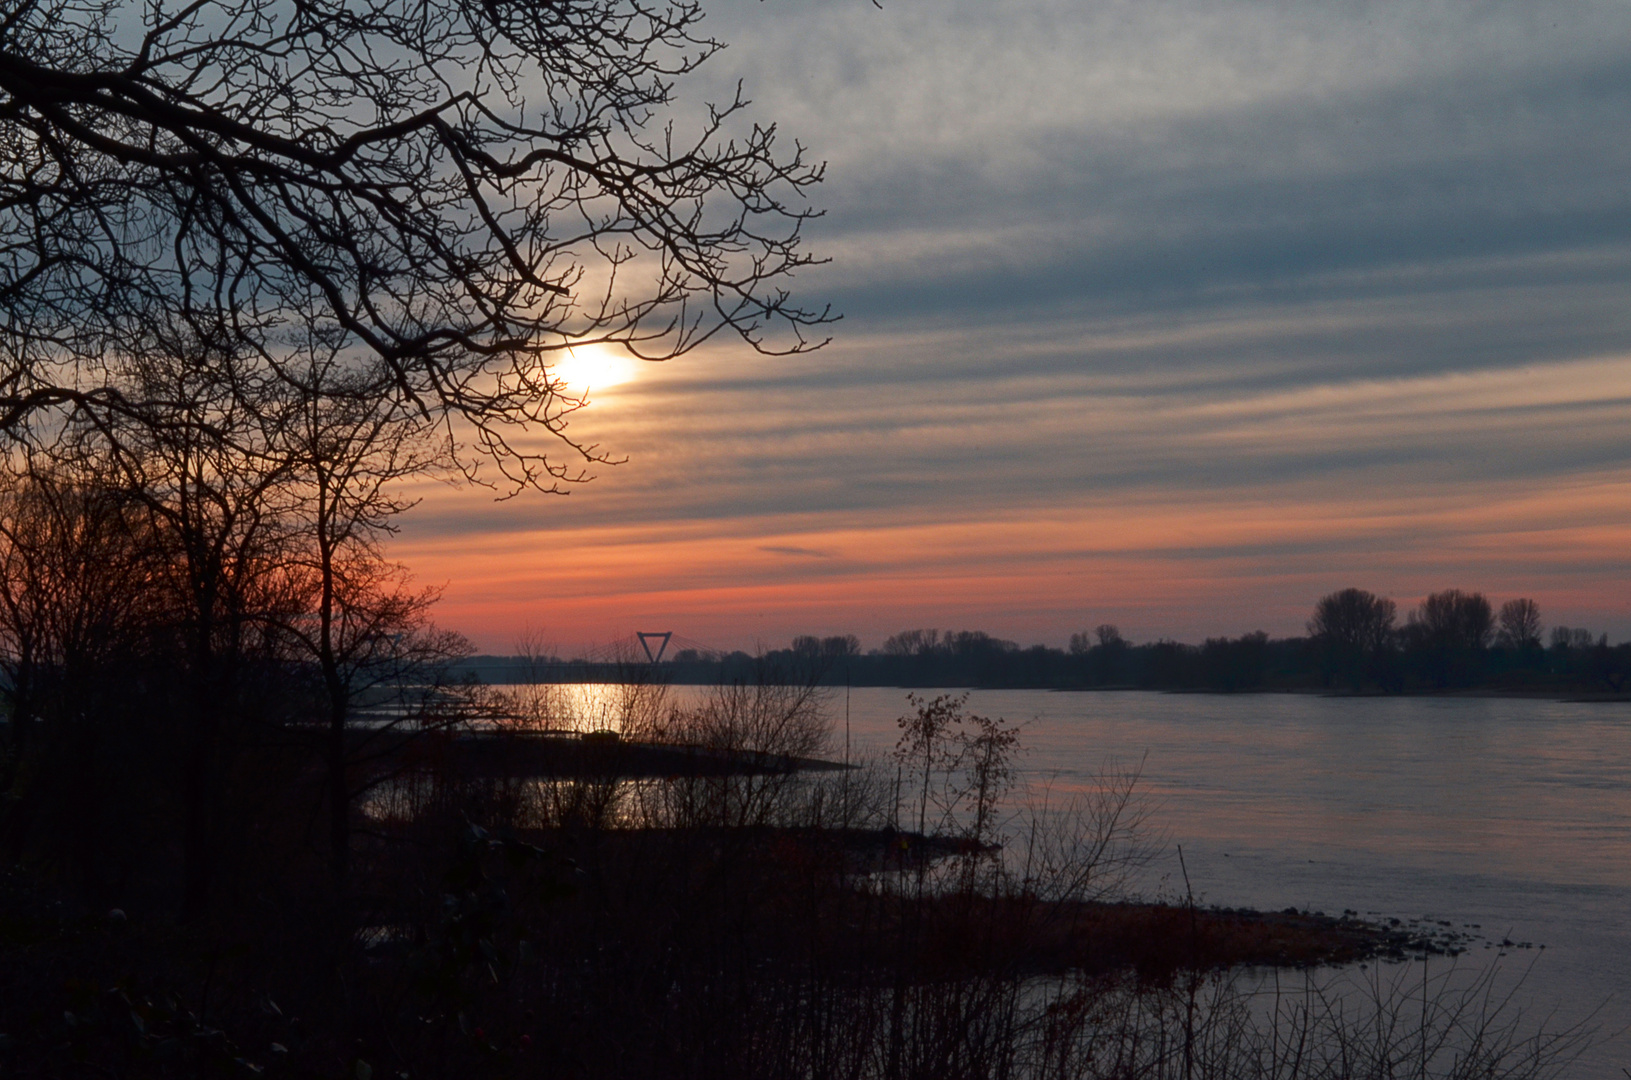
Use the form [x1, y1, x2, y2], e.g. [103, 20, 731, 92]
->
[758, 544, 835, 558]
[393, 0, 1631, 649]
[703, 0, 1631, 341]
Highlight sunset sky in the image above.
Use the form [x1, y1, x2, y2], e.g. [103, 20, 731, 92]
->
[396, 0, 1631, 655]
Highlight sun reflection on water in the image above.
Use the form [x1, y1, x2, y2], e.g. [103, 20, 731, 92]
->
[506, 681, 683, 735]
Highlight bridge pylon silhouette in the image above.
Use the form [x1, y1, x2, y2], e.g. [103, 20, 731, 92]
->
[636, 631, 672, 663]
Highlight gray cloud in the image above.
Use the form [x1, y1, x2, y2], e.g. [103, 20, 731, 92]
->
[706, 0, 1631, 350]
[758, 544, 836, 558]
[399, 0, 1631, 642]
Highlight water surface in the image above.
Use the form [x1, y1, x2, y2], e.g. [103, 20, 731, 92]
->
[830, 688, 1631, 1077]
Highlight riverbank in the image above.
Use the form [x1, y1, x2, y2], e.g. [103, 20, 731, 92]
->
[0, 860, 1535, 1080]
[1033, 900, 1472, 975]
[1058, 684, 1631, 702]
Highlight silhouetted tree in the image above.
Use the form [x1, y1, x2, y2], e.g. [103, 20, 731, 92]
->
[1069, 623, 1123, 655]
[1550, 626, 1596, 650]
[1546, 625, 1601, 680]
[64, 341, 307, 919]
[1497, 598, 1543, 650]
[1415, 590, 1494, 650]
[1143, 639, 1195, 689]
[823, 634, 862, 658]
[0, 457, 147, 750]
[883, 629, 941, 657]
[789, 635, 858, 661]
[1308, 588, 1397, 653]
[1406, 589, 1494, 688]
[785, 632, 862, 682]
[272, 339, 456, 888]
[1083, 624, 1130, 685]
[944, 630, 1018, 658]
[1307, 588, 1396, 690]
[1, 334, 473, 914]
[0, 0, 830, 491]
[0, 0, 831, 922]
[0, 456, 163, 890]
[1201, 632, 1270, 691]
[1585, 635, 1630, 691]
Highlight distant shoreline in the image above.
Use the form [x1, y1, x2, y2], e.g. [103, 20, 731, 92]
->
[1053, 684, 1631, 703]
[456, 628, 1631, 698]
[455, 658, 1631, 703]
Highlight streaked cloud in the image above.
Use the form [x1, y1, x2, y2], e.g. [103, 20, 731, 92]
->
[759, 545, 836, 559]
[395, 0, 1631, 651]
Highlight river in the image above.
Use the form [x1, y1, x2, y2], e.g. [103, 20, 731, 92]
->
[518, 683, 1629, 1076]
[812, 687, 1627, 1078]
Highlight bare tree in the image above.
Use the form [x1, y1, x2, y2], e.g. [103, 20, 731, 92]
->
[1307, 588, 1397, 653]
[0, 0, 831, 917]
[268, 335, 445, 887]
[1497, 597, 1543, 650]
[1551, 625, 1596, 650]
[1307, 588, 1396, 690]
[0, 0, 830, 488]
[1414, 589, 1495, 651]
[0, 456, 143, 743]
[1400, 588, 1497, 689]
[0, 453, 158, 874]
[883, 629, 941, 657]
[53, 339, 311, 917]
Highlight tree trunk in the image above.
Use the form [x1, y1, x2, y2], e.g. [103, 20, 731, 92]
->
[180, 642, 219, 923]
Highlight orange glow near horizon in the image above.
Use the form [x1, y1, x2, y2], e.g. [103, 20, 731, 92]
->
[394, 468, 1631, 654]
[381, 338, 1631, 655]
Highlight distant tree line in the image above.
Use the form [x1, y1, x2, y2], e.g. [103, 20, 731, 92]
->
[475, 590, 1631, 694]
[1298, 588, 1621, 693]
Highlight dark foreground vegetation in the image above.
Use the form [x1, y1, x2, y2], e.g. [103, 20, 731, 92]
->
[0, 669, 1588, 1079]
[469, 589, 1631, 695]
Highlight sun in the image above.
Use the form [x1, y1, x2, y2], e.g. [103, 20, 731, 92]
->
[550, 344, 642, 395]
